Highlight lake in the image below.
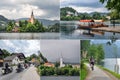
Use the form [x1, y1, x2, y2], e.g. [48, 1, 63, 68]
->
[40, 76, 80, 80]
[0, 32, 60, 39]
[103, 58, 120, 74]
[60, 21, 120, 39]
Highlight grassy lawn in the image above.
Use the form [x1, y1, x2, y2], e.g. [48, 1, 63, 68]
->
[80, 63, 88, 80]
[98, 65, 120, 79]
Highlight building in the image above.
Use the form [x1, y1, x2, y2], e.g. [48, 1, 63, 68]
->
[0, 49, 4, 67]
[4, 55, 20, 66]
[44, 62, 54, 67]
[12, 21, 20, 32]
[28, 10, 35, 24]
[12, 53, 26, 63]
[60, 57, 65, 67]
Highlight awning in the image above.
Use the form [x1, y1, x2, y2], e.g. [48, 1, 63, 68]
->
[80, 20, 94, 22]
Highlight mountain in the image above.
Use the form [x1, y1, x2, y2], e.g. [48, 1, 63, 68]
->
[0, 15, 9, 22]
[0, 15, 9, 28]
[17, 18, 59, 27]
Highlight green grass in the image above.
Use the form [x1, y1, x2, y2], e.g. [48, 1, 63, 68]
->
[98, 65, 120, 79]
[80, 64, 88, 80]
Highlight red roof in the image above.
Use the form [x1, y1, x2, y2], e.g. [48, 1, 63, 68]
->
[80, 20, 94, 22]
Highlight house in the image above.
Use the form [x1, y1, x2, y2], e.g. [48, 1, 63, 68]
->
[44, 62, 54, 67]
[4, 55, 20, 66]
[0, 49, 4, 67]
[12, 53, 26, 63]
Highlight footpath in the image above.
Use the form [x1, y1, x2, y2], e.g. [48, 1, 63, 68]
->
[85, 63, 119, 80]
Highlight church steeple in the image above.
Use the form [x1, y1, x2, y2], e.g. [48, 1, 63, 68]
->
[29, 10, 35, 24]
[31, 10, 34, 18]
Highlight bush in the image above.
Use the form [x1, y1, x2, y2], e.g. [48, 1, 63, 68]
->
[39, 65, 80, 76]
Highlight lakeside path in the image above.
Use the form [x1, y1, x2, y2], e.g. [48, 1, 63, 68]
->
[85, 63, 119, 80]
[21, 65, 40, 80]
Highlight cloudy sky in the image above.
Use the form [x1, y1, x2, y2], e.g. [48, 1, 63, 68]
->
[0, 0, 59, 20]
[0, 40, 40, 57]
[40, 40, 80, 63]
[60, 0, 108, 13]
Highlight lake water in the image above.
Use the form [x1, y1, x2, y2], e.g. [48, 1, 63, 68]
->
[0, 33, 60, 39]
[40, 76, 80, 80]
[103, 58, 120, 74]
[60, 21, 120, 39]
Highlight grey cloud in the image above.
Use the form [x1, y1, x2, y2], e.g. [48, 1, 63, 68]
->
[0, 0, 59, 20]
[40, 40, 80, 63]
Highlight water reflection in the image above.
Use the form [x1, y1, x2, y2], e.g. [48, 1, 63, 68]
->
[60, 21, 120, 39]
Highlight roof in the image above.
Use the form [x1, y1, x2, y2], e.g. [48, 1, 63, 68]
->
[94, 20, 104, 22]
[4, 55, 18, 61]
[80, 20, 94, 22]
[12, 53, 25, 59]
[44, 62, 54, 67]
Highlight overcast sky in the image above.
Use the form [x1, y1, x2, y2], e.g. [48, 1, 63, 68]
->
[0, 40, 40, 57]
[0, 0, 59, 20]
[60, 0, 108, 13]
[40, 40, 80, 63]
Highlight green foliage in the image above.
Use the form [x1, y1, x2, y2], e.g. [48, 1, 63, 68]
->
[39, 65, 80, 76]
[88, 44, 104, 64]
[80, 63, 88, 80]
[81, 40, 90, 51]
[99, 0, 120, 19]
[1, 49, 11, 58]
[55, 61, 60, 67]
[39, 52, 48, 63]
[6, 19, 46, 32]
[47, 23, 59, 32]
[60, 7, 108, 21]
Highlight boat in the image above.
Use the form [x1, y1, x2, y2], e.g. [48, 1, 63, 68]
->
[77, 19, 108, 30]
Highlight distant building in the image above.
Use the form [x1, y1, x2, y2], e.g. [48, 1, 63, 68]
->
[4, 55, 20, 66]
[44, 62, 54, 67]
[0, 49, 4, 67]
[60, 57, 65, 67]
[28, 10, 35, 24]
[66, 11, 78, 17]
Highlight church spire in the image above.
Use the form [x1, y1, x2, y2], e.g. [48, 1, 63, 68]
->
[29, 10, 35, 24]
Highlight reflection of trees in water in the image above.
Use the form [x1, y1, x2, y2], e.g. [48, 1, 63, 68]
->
[61, 25, 75, 34]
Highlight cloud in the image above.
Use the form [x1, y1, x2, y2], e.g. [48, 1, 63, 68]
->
[40, 40, 80, 63]
[0, 0, 59, 20]
[60, 0, 108, 13]
[0, 40, 40, 57]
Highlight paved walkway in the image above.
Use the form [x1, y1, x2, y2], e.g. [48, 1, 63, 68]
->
[21, 66, 40, 80]
[85, 64, 119, 80]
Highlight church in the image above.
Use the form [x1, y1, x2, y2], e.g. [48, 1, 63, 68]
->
[12, 10, 35, 32]
[28, 10, 35, 24]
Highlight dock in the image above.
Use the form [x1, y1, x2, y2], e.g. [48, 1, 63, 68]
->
[91, 26, 120, 33]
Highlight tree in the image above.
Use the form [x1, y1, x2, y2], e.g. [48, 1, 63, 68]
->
[39, 52, 48, 63]
[99, 0, 120, 19]
[2, 49, 11, 58]
[92, 12, 101, 19]
[88, 44, 105, 64]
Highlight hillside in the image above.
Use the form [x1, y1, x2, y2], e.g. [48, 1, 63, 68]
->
[60, 7, 108, 20]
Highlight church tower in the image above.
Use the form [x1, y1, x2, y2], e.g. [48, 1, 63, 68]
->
[29, 10, 35, 24]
